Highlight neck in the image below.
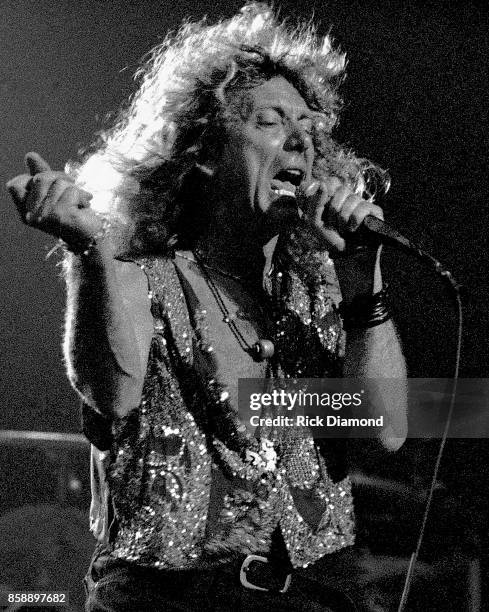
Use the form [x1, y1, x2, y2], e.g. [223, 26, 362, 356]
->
[195, 224, 278, 291]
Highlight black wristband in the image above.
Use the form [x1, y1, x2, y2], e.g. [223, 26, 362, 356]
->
[339, 285, 391, 331]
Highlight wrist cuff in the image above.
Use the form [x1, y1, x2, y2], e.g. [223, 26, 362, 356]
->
[339, 285, 391, 331]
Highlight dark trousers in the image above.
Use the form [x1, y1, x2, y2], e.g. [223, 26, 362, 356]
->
[83, 549, 359, 611]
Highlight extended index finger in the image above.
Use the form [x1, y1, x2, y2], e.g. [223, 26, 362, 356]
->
[24, 151, 51, 175]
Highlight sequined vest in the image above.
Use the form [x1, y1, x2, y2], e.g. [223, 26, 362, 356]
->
[88, 254, 355, 569]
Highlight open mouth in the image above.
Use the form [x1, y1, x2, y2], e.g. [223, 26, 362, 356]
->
[270, 169, 304, 199]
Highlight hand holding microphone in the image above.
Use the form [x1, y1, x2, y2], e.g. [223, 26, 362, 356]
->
[296, 177, 462, 298]
[297, 177, 385, 300]
[298, 177, 384, 255]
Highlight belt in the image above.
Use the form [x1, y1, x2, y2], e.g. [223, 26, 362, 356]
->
[88, 550, 359, 610]
[90, 548, 293, 594]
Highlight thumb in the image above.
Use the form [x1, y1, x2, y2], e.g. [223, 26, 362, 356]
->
[24, 151, 52, 175]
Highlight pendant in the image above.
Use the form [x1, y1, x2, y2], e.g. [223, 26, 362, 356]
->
[252, 339, 275, 361]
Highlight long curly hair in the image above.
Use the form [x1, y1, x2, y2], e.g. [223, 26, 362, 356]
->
[68, 2, 388, 256]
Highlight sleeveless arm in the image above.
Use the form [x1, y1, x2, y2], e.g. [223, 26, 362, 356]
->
[63, 242, 154, 419]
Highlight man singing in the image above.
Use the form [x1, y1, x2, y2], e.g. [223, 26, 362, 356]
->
[7, 4, 407, 610]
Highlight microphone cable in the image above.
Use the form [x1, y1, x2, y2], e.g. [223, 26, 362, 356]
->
[396, 251, 464, 612]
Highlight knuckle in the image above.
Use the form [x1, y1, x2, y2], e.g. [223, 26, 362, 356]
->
[325, 176, 342, 190]
[62, 185, 80, 204]
[331, 181, 344, 197]
[353, 208, 366, 222]
[52, 176, 70, 190]
[337, 185, 351, 201]
[51, 198, 67, 215]
[346, 192, 361, 205]
[329, 198, 342, 213]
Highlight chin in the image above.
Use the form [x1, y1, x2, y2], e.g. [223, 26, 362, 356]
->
[264, 195, 300, 230]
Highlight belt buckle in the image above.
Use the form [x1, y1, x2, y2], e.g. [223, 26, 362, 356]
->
[239, 554, 292, 593]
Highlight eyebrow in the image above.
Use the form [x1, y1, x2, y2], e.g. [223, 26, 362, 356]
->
[254, 105, 314, 120]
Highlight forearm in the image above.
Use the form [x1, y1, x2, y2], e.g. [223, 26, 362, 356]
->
[63, 243, 149, 418]
[6, 153, 150, 418]
[343, 319, 408, 450]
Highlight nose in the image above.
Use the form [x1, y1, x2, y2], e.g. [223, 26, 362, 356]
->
[283, 120, 311, 153]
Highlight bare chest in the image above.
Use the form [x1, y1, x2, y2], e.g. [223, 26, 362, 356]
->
[174, 257, 274, 407]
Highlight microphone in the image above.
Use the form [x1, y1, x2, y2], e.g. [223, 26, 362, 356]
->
[350, 215, 416, 254]
[350, 215, 463, 294]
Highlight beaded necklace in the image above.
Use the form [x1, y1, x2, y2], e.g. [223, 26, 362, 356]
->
[175, 249, 251, 283]
[175, 250, 276, 362]
[168, 248, 342, 479]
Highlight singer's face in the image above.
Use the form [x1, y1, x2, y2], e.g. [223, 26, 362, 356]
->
[211, 76, 315, 236]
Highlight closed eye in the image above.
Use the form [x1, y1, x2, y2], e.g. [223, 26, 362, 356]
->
[256, 109, 282, 127]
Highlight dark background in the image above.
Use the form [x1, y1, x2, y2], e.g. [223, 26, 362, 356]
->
[2, 0, 488, 430]
[0, 0, 488, 609]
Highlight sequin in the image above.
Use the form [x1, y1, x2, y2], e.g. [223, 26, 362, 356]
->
[91, 254, 354, 570]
